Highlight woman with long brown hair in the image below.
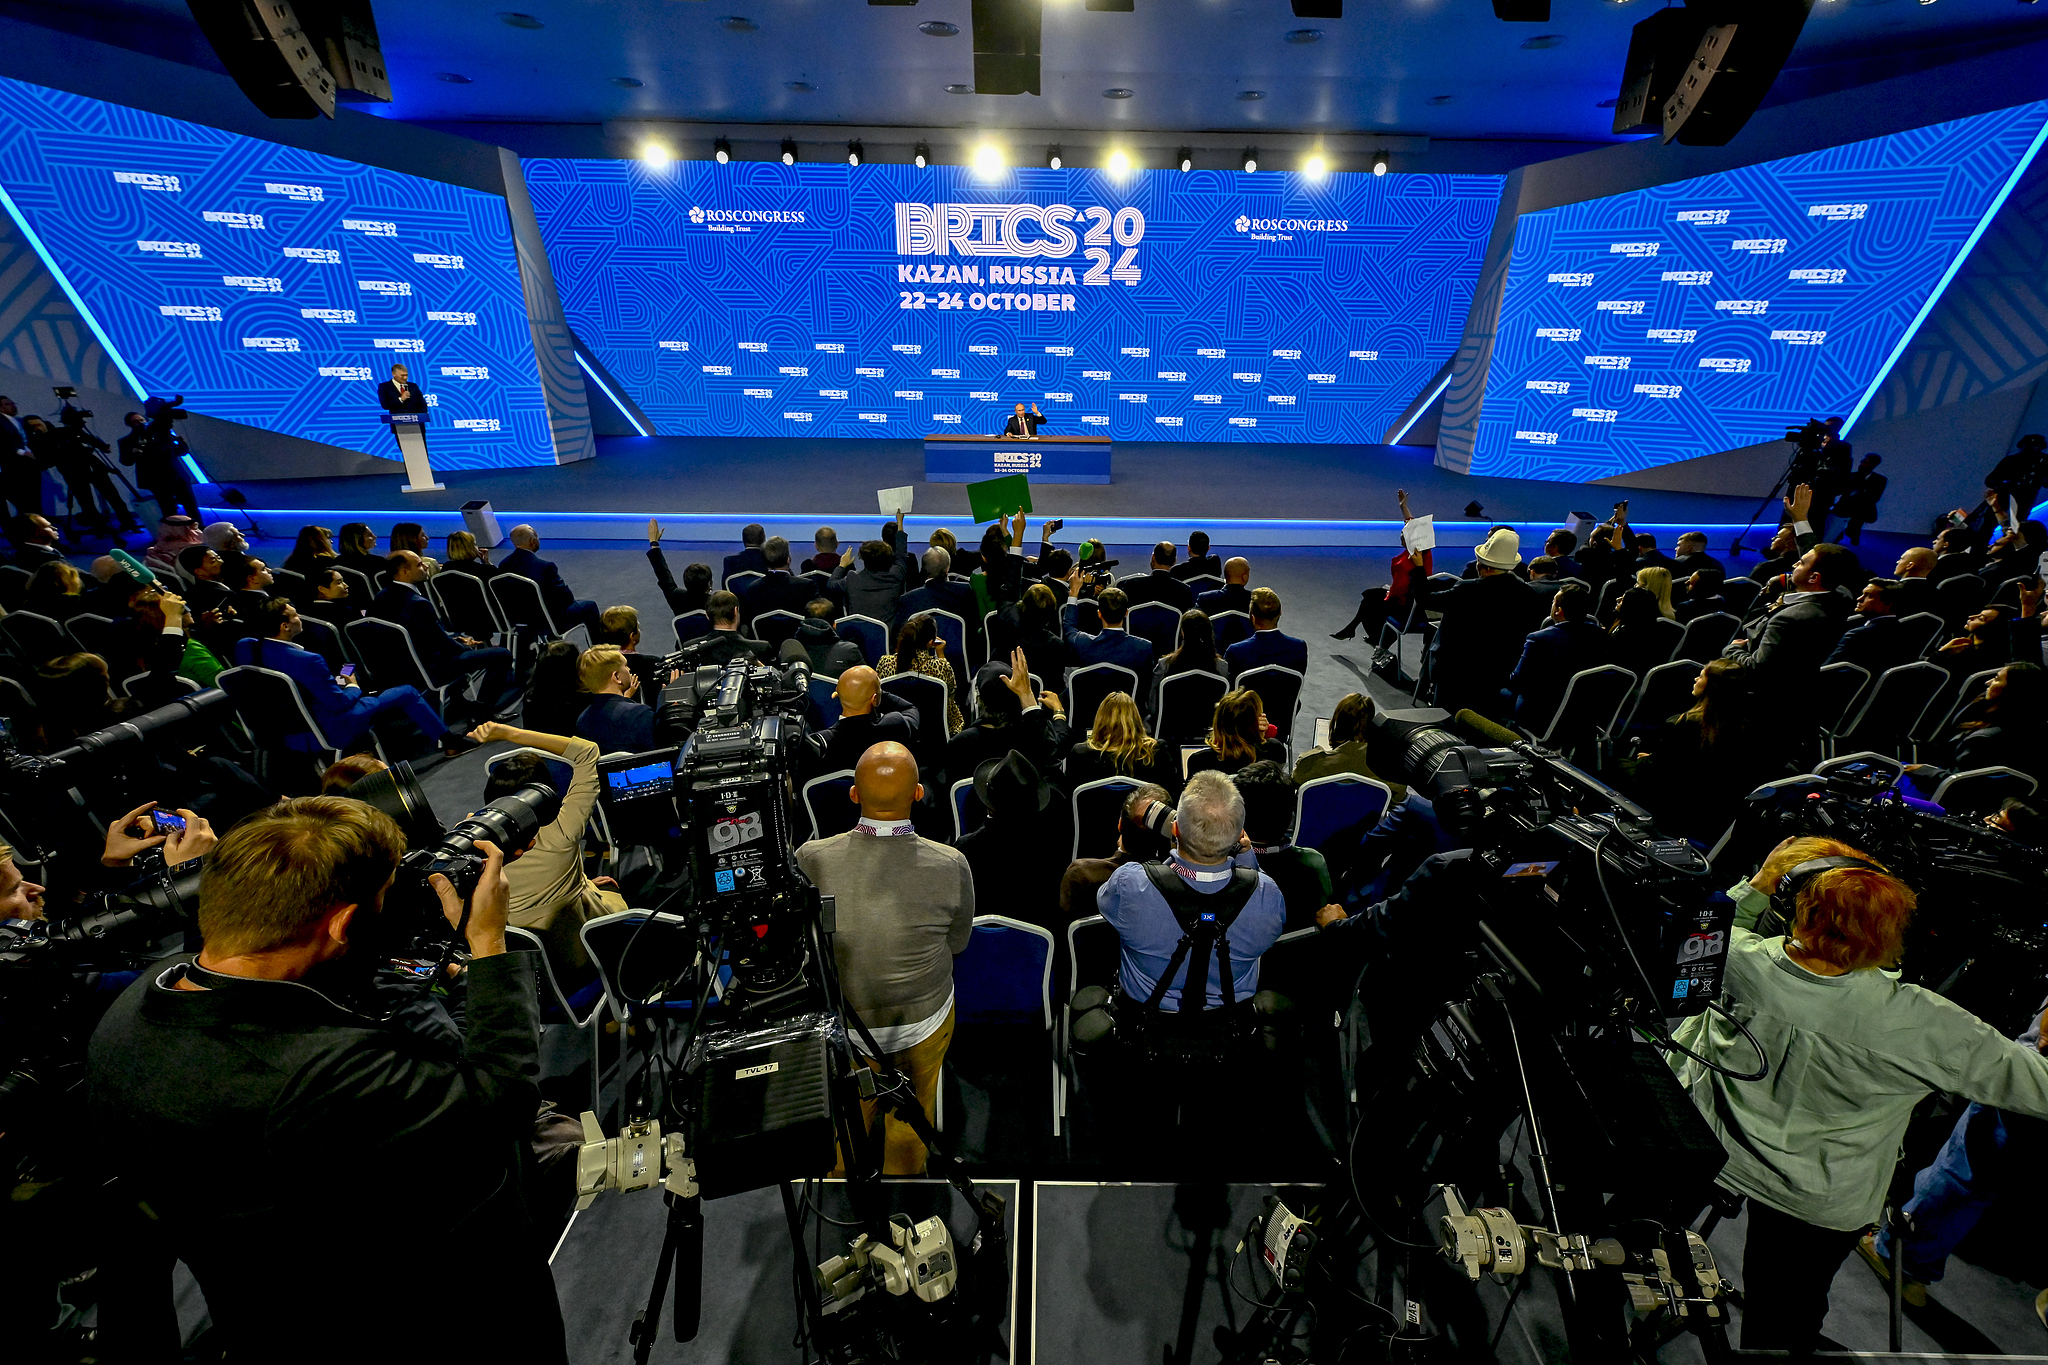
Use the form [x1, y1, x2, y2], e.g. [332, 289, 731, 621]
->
[1186, 688, 1288, 778]
[877, 612, 963, 735]
[1063, 690, 1181, 791]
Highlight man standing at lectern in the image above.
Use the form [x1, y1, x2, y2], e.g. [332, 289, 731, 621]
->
[377, 363, 429, 415]
[1001, 401, 1045, 439]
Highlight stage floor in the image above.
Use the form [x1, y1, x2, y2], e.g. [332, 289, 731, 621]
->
[214, 437, 1774, 547]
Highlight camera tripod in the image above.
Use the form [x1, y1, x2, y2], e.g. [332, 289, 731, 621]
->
[1727, 442, 1810, 560]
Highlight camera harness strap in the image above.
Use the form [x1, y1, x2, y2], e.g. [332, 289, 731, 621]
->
[1139, 862, 1261, 1013]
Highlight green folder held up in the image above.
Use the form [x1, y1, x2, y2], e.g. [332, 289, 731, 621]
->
[966, 473, 1033, 526]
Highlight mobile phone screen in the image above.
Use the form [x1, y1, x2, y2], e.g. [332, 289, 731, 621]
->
[339, 664, 355, 678]
[153, 811, 187, 835]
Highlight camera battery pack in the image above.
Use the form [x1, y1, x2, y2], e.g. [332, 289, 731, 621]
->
[690, 1012, 838, 1199]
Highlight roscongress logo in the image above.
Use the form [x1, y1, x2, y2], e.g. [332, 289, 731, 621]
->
[1234, 215, 1251, 233]
[691, 206, 807, 226]
[1235, 216, 1349, 233]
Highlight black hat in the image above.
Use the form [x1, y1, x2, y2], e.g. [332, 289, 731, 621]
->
[2021, 434, 2046, 450]
[973, 750, 1052, 817]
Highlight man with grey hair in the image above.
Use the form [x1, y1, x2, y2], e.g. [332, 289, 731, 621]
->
[738, 533, 815, 630]
[498, 522, 602, 637]
[892, 544, 981, 642]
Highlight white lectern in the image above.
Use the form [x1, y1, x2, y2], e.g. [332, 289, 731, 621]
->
[384, 412, 444, 493]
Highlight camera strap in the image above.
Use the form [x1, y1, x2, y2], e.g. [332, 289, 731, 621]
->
[1138, 862, 1260, 1014]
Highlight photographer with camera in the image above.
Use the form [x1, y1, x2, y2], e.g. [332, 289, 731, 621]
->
[85, 796, 567, 1360]
[117, 400, 198, 520]
[1668, 835, 2048, 1352]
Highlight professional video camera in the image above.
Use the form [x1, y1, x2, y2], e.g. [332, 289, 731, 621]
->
[51, 386, 91, 423]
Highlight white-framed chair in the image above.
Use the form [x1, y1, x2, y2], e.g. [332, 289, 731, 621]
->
[1236, 664, 1305, 747]
[748, 608, 804, 648]
[1525, 664, 1635, 756]
[836, 614, 888, 666]
[1617, 659, 1700, 736]
[489, 572, 589, 649]
[801, 769, 859, 844]
[1070, 775, 1143, 862]
[950, 915, 1059, 1136]
[1928, 766, 2037, 815]
[925, 609, 969, 665]
[1292, 774, 1395, 862]
[725, 569, 766, 595]
[672, 610, 711, 651]
[1065, 662, 1141, 736]
[950, 776, 984, 842]
[1155, 669, 1228, 741]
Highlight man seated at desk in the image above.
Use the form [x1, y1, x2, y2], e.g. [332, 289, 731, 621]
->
[1000, 401, 1046, 439]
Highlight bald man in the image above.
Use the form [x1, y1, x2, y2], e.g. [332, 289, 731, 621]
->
[796, 740, 974, 1175]
[1197, 556, 1253, 619]
[1889, 546, 1939, 619]
[795, 663, 920, 777]
[497, 523, 602, 637]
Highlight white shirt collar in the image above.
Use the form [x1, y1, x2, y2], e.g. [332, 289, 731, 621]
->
[853, 817, 916, 838]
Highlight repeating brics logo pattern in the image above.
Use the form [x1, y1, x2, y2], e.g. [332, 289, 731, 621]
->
[0, 76, 553, 470]
[522, 161, 1500, 441]
[1472, 101, 2048, 482]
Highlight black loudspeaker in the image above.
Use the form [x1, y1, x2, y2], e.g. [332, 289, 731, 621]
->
[1611, 6, 1716, 136]
[1290, 0, 1343, 16]
[186, 0, 390, 119]
[972, 0, 1042, 96]
[1661, 0, 1815, 146]
[1491, 0, 1549, 20]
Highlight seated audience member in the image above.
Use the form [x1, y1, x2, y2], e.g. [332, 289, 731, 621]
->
[1147, 610, 1227, 729]
[1525, 556, 1564, 603]
[1332, 490, 1432, 643]
[955, 750, 1070, 933]
[1065, 585, 1156, 676]
[1916, 663, 2048, 792]
[471, 721, 625, 973]
[1459, 524, 1526, 580]
[1223, 587, 1308, 678]
[371, 550, 518, 721]
[1292, 692, 1405, 802]
[145, 515, 202, 572]
[806, 526, 841, 575]
[236, 600, 478, 757]
[1722, 544, 1859, 679]
[792, 597, 865, 676]
[832, 521, 914, 623]
[1173, 531, 1221, 582]
[1983, 519, 2047, 588]
[1887, 546, 1939, 619]
[593, 604, 663, 698]
[1676, 566, 1729, 622]
[723, 522, 769, 584]
[1825, 578, 1914, 674]
[1635, 566, 1678, 620]
[125, 583, 225, 695]
[499, 524, 602, 637]
[200, 522, 246, 557]
[1542, 529, 1583, 582]
[1507, 584, 1609, 728]
[1749, 523, 1802, 585]
[389, 522, 438, 574]
[878, 613, 964, 736]
[645, 520, 713, 615]
[573, 644, 655, 754]
[1187, 688, 1288, 778]
[1065, 690, 1184, 791]
[1060, 784, 1173, 921]
[1671, 531, 1724, 579]
[6, 512, 61, 569]
[520, 640, 589, 739]
[797, 664, 921, 776]
[1122, 541, 1197, 612]
[303, 566, 360, 630]
[220, 553, 276, 622]
[319, 753, 387, 795]
[1234, 760, 1340, 933]
[335, 522, 385, 580]
[1632, 533, 1678, 575]
[947, 650, 1070, 779]
[796, 740, 974, 1175]
[1933, 604, 2014, 676]
[673, 590, 776, 670]
[892, 547, 980, 640]
[84, 553, 138, 617]
[22, 559, 88, 621]
[32, 653, 137, 746]
[1928, 526, 1985, 585]
[1607, 587, 1675, 680]
[283, 524, 338, 579]
[971, 515, 1030, 607]
[442, 529, 499, 581]
[738, 534, 816, 631]
[1426, 529, 1543, 717]
[1616, 659, 1769, 840]
[929, 526, 967, 576]
[1668, 837, 2048, 1354]
[1198, 556, 1253, 619]
[177, 545, 232, 617]
[1008, 582, 1076, 695]
[86, 798, 569, 1363]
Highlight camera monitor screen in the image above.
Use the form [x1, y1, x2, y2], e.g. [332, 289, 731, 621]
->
[599, 750, 680, 807]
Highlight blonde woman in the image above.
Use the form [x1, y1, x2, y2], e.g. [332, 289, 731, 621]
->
[1636, 565, 1677, 620]
[1063, 690, 1181, 790]
[442, 529, 500, 581]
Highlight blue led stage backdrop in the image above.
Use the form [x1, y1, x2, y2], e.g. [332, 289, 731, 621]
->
[525, 161, 1501, 441]
[1472, 102, 2048, 482]
[0, 76, 552, 470]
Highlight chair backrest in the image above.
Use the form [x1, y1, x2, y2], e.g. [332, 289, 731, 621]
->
[836, 614, 888, 666]
[1935, 573, 1989, 626]
[807, 674, 843, 729]
[0, 563, 30, 610]
[1184, 574, 1225, 592]
[269, 566, 307, 599]
[579, 909, 702, 1020]
[951, 776, 985, 841]
[292, 614, 347, 672]
[216, 664, 338, 752]
[953, 916, 1054, 1028]
[1071, 775, 1142, 862]
[1674, 611, 1739, 664]
[1837, 661, 1947, 750]
[488, 572, 559, 634]
[504, 924, 606, 1027]
[1927, 766, 2037, 816]
[1649, 615, 1685, 662]
[1920, 666, 2002, 743]
[1533, 664, 1637, 746]
[0, 610, 69, 662]
[1115, 572, 1149, 589]
[1719, 578, 1761, 615]
[1209, 610, 1253, 650]
[1814, 661, 1873, 735]
[1066, 662, 1141, 734]
[1126, 602, 1180, 656]
[1067, 914, 1121, 1002]
[343, 616, 434, 693]
[880, 671, 948, 752]
[801, 769, 859, 844]
[334, 565, 374, 603]
[1236, 664, 1305, 742]
[750, 609, 804, 648]
[1897, 612, 1945, 659]
[1292, 774, 1394, 861]
[1620, 659, 1700, 734]
[0, 672, 35, 722]
[1156, 668, 1229, 741]
[725, 569, 765, 594]
[671, 610, 712, 650]
[65, 612, 120, 660]
[924, 609, 968, 665]
[429, 569, 501, 638]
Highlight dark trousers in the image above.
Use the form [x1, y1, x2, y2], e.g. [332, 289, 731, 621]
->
[0, 460, 41, 521]
[443, 645, 518, 716]
[1739, 1198, 1864, 1352]
[562, 597, 601, 637]
[58, 459, 139, 530]
[145, 474, 199, 519]
[336, 684, 452, 749]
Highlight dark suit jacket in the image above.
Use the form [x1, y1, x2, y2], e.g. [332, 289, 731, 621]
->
[232, 637, 390, 749]
[799, 694, 919, 778]
[369, 582, 466, 680]
[497, 546, 579, 617]
[1066, 625, 1155, 677]
[1427, 574, 1546, 715]
[1224, 629, 1308, 679]
[722, 547, 770, 584]
[893, 580, 983, 638]
[1722, 592, 1849, 678]
[946, 706, 1071, 785]
[1172, 554, 1224, 583]
[738, 571, 817, 631]
[1673, 552, 1726, 581]
[376, 380, 428, 414]
[1508, 620, 1611, 727]
[647, 546, 708, 616]
[1196, 585, 1252, 618]
[1121, 570, 1195, 613]
[576, 693, 656, 755]
[675, 629, 776, 671]
[1825, 613, 1914, 675]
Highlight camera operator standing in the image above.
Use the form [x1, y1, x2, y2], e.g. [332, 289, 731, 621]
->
[85, 798, 567, 1361]
[118, 400, 198, 520]
[1669, 836, 2048, 1353]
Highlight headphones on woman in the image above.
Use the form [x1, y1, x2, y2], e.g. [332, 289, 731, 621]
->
[1758, 855, 1883, 938]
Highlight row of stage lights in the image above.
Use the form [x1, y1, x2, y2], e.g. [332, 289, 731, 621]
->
[643, 137, 1390, 177]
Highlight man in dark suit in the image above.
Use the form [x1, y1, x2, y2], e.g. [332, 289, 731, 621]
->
[1722, 543, 1858, 680]
[220, 553, 275, 622]
[9, 512, 65, 569]
[1171, 531, 1223, 583]
[1631, 533, 1680, 576]
[573, 645, 656, 754]
[1000, 402, 1045, 438]
[1825, 578, 1914, 674]
[1196, 557, 1252, 617]
[1671, 532, 1726, 581]
[723, 524, 769, 586]
[793, 664, 919, 778]
[1676, 567, 1731, 623]
[1749, 522, 1802, 585]
[673, 591, 776, 671]
[1427, 529, 1545, 720]
[1223, 587, 1309, 678]
[737, 536, 818, 632]
[645, 519, 713, 616]
[1506, 585, 1609, 728]
[1887, 547, 1939, 620]
[499, 524, 602, 637]
[1541, 530, 1583, 583]
[376, 363, 429, 415]
[1927, 527, 1986, 586]
[893, 547, 981, 637]
[235, 598, 477, 756]
[1525, 556, 1565, 605]
[371, 550, 517, 719]
[0, 396, 35, 524]
[1121, 542, 1197, 613]
[1064, 586, 1156, 676]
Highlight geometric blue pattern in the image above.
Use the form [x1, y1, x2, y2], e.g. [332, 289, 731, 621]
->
[0, 75, 553, 470]
[525, 160, 1500, 442]
[1471, 101, 2048, 482]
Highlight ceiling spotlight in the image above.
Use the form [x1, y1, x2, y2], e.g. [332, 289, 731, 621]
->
[1303, 153, 1327, 179]
[785, 81, 816, 93]
[1372, 151, 1389, 176]
[498, 12, 544, 28]
[972, 143, 1006, 177]
[1242, 148, 1258, 173]
[918, 20, 959, 35]
[1428, 94, 1456, 105]
[1107, 149, 1132, 177]
[913, 141, 930, 169]
[779, 138, 798, 166]
[1177, 147, 1193, 173]
[1237, 90, 1267, 101]
[1284, 28, 1323, 43]
[713, 137, 731, 164]
[435, 72, 473, 84]
[641, 142, 672, 170]
[944, 84, 973, 94]
[718, 16, 758, 32]
[1103, 87, 1135, 99]
[1519, 33, 1566, 49]
[1047, 145, 1063, 170]
[846, 140, 864, 167]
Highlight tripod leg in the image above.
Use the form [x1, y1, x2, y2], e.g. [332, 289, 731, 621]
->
[673, 1192, 704, 1343]
[781, 1179, 824, 1343]
[630, 1193, 685, 1365]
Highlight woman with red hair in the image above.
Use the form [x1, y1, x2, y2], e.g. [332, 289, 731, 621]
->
[1672, 835, 2048, 1351]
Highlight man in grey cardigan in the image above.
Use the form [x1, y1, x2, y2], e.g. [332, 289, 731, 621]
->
[796, 738, 974, 1174]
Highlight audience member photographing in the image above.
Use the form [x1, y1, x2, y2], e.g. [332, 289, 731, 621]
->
[471, 721, 625, 972]
[1187, 688, 1287, 778]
